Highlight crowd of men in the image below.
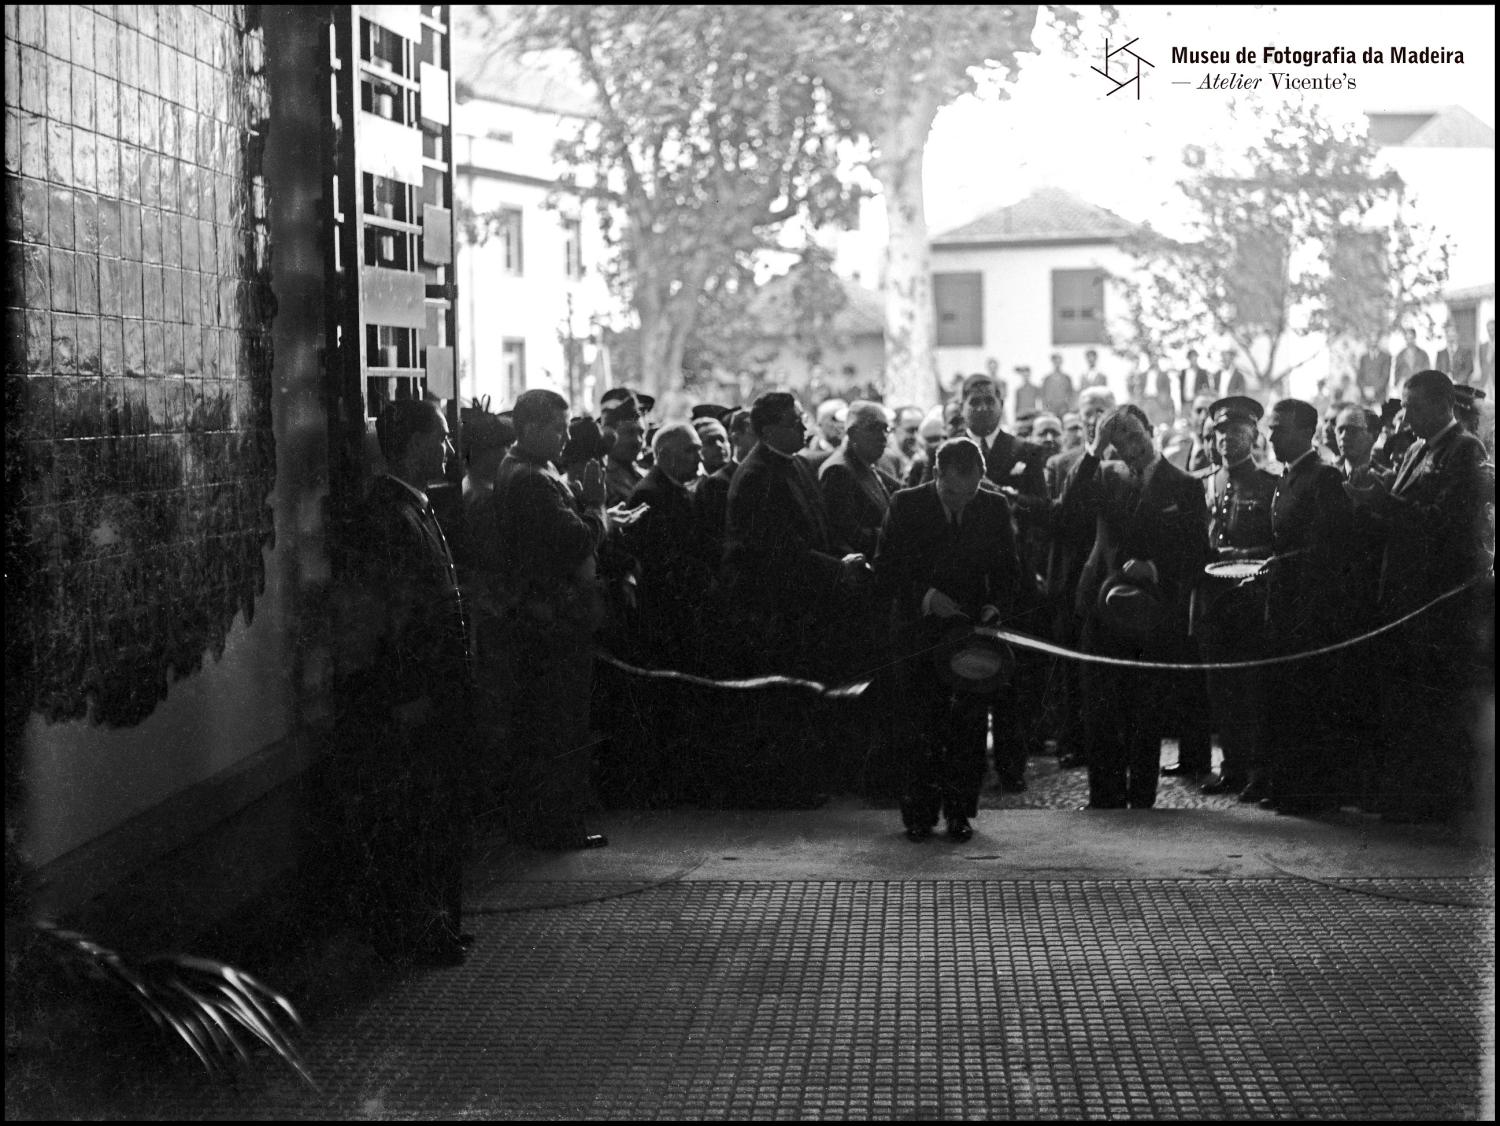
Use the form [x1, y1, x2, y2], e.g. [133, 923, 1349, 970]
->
[334, 360, 1492, 963]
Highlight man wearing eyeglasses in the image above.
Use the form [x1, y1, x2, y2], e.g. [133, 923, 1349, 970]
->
[820, 401, 904, 558]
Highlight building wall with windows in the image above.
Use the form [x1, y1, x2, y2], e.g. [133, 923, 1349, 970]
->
[931, 241, 1139, 407]
[451, 70, 618, 413]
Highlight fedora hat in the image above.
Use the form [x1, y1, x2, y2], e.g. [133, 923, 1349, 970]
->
[933, 622, 1014, 694]
[1096, 569, 1167, 639]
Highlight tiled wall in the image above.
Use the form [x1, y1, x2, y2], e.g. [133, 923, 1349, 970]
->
[4, 5, 277, 726]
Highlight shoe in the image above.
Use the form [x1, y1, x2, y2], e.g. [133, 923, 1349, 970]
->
[997, 771, 1027, 793]
[1057, 753, 1086, 770]
[946, 818, 973, 843]
[905, 825, 933, 842]
[1200, 774, 1245, 795]
[1159, 764, 1200, 777]
[1257, 796, 1277, 810]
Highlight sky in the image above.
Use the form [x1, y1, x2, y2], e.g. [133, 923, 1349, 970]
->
[920, 4, 1496, 236]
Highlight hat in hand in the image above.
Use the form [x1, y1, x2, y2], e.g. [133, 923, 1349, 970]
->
[1096, 568, 1166, 639]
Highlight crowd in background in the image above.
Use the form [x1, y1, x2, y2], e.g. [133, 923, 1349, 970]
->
[336, 341, 1492, 962]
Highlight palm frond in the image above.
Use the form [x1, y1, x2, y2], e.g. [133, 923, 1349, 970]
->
[28, 919, 318, 1091]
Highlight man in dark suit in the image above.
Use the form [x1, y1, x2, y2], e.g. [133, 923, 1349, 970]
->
[820, 401, 903, 557]
[721, 391, 869, 802]
[724, 392, 868, 662]
[623, 422, 715, 665]
[1057, 404, 1209, 809]
[1348, 369, 1492, 823]
[1390, 328, 1431, 396]
[1260, 398, 1355, 814]
[1434, 324, 1475, 383]
[960, 371, 1047, 790]
[331, 398, 476, 966]
[874, 438, 1022, 842]
[1213, 348, 1249, 397]
[1177, 349, 1213, 411]
[492, 389, 611, 851]
[1164, 394, 1216, 472]
[1356, 337, 1393, 406]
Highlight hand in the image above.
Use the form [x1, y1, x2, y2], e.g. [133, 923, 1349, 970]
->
[840, 553, 870, 583]
[608, 502, 647, 528]
[923, 587, 964, 619]
[1121, 558, 1158, 585]
[580, 459, 606, 508]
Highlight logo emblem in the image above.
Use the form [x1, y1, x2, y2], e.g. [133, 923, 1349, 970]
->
[1093, 37, 1154, 99]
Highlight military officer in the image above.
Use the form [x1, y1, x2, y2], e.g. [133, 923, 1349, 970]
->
[1194, 397, 1278, 800]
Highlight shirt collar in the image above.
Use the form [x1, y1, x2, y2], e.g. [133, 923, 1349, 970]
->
[1286, 447, 1320, 474]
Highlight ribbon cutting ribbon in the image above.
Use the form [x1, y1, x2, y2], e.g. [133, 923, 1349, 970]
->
[595, 576, 1486, 697]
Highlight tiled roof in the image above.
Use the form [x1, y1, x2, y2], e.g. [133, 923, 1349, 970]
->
[932, 187, 1139, 246]
[749, 273, 886, 339]
[1365, 105, 1495, 149]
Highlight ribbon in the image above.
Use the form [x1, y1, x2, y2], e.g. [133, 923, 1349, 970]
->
[595, 576, 1486, 697]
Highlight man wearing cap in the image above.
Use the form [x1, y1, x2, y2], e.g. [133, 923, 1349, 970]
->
[1195, 396, 1278, 799]
[600, 395, 647, 506]
[874, 437, 1023, 843]
[1056, 404, 1209, 809]
[1259, 398, 1355, 814]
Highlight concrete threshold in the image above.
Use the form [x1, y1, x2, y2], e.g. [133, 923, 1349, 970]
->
[471, 801, 1496, 887]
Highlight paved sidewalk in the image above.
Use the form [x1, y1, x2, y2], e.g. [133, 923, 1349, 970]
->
[21, 799, 1493, 1121]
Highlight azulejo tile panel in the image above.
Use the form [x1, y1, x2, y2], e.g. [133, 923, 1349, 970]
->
[4, 5, 277, 727]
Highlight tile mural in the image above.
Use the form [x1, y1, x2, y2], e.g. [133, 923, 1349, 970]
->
[4, 5, 277, 726]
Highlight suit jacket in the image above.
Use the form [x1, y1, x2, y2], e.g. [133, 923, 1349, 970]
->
[1215, 366, 1248, 396]
[1058, 453, 1209, 651]
[1376, 422, 1491, 615]
[689, 461, 734, 558]
[1392, 345, 1431, 387]
[724, 441, 842, 613]
[1435, 346, 1475, 382]
[1040, 445, 1095, 605]
[605, 457, 644, 507]
[1267, 450, 1354, 646]
[972, 428, 1048, 498]
[1356, 348, 1392, 403]
[1177, 365, 1212, 406]
[873, 481, 1021, 653]
[492, 449, 607, 626]
[819, 445, 900, 557]
[622, 465, 716, 658]
[1166, 439, 1213, 474]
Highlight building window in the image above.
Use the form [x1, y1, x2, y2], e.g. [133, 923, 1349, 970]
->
[497, 207, 523, 275]
[502, 338, 527, 391]
[934, 272, 983, 347]
[1052, 269, 1106, 345]
[563, 217, 584, 280]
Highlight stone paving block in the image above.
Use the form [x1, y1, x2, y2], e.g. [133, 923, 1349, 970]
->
[65, 875, 1495, 1121]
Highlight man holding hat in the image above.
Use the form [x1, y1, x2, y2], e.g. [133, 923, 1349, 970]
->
[1055, 404, 1209, 809]
[873, 437, 1023, 842]
[1195, 396, 1277, 799]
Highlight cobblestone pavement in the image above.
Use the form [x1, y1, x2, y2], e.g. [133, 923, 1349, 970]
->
[17, 796, 1491, 1122]
[58, 874, 1495, 1121]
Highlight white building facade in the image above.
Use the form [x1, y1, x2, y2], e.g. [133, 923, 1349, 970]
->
[450, 35, 622, 412]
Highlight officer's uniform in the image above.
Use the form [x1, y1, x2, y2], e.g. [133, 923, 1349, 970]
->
[1193, 397, 1277, 796]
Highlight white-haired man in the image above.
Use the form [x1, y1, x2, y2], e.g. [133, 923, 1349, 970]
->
[820, 401, 903, 557]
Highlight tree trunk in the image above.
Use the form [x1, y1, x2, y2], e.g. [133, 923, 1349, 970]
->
[636, 304, 673, 403]
[874, 100, 941, 410]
